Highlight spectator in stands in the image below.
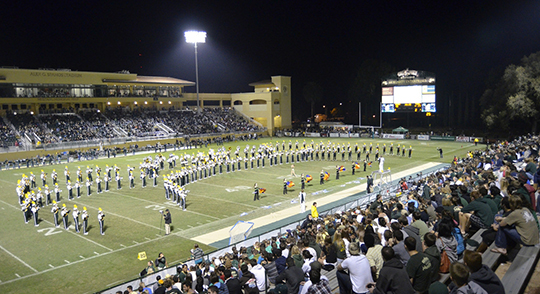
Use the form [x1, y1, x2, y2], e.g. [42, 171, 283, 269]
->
[405, 236, 435, 294]
[306, 267, 332, 294]
[462, 250, 505, 294]
[238, 264, 259, 294]
[459, 190, 495, 235]
[391, 229, 410, 266]
[399, 215, 423, 252]
[449, 262, 487, 294]
[224, 269, 242, 294]
[436, 217, 459, 263]
[423, 232, 441, 279]
[336, 242, 373, 294]
[249, 258, 267, 292]
[275, 258, 304, 294]
[411, 211, 430, 240]
[491, 195, 540, 255]
[191, 244, 204, 264]
[367, 246, 415, 294]
[364, 233, 384, 280]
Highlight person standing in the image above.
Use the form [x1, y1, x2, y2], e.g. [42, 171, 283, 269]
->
[51, 201, 60, 227]
[437, 147, 443, 158]
[31, 202, 40, 227]
[96, 176, 102, 193]
[97, 207, 105, 235]
[336, 165, 340, 180]
[164, 209, 172, 235]
[378, 157, 385, 172]
[299, 189, 306, 213]
[61, 204, 70, 230]
[311, 202, 319, 219]
[81, 207, 89, 235]
[86, 178, 92, 196]
[72, 205, 80, 233]
[54, 183, 62, 202]
[191, 244, 204, 264]
[283, 179, 288, 195]
[253, 183, 260, 201]
[116, 173, 122, 190]
[301, 174, 306, 190]
[75, 181, 81, 198]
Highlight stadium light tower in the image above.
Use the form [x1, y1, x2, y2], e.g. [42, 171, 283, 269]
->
[185, 30, 206, 114]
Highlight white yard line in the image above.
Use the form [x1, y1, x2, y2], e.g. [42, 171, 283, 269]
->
[0, 244, 38, 273]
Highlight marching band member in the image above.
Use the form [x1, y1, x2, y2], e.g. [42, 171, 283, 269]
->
[86, 177, 92, 196]
[96, 176, 102, 193]
[67, 180, 73, 200]
[31, 201, 40, 226]
[54, 183, 62, 202]
[81, 207, 89, 235]
[116, 173, 122, 190]
[41, 170, 47, 187]
[44, 185, 52, 206]
[51, 201, 59, 227]
[72, 205, 80, 233]
[61, 204, 70, 230]
[97, 208, 105, 235]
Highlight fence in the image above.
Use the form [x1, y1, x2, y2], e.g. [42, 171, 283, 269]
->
[98, 164, 449, 294]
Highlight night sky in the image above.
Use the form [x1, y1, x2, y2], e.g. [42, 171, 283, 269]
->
[1, 0, 539, 123]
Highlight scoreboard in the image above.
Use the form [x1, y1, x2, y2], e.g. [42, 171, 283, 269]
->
[381, 69, 436, 113]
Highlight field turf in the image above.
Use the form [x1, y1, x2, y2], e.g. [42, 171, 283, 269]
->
[0, 137, 473, 293]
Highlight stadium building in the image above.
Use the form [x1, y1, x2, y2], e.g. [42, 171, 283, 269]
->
[0, 67, 291, 136]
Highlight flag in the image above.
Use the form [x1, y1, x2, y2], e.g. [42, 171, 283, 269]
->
[259, 188, 266, 194]
[287, 181, 295, 188]
[368, 161, 372, 167]
[306, 175, 313, 182]
[354, 163, 360, 169]
[323, 172, 330, 181]
[339, 166, 346, 172]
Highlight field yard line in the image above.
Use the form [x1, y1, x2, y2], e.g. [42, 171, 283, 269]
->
[0, 244, 38, 273]
[105, 190, 220, 220]
[39, 219, 114, 252]
[188, 192, 259, 209]
[0, 198, 115, 252]
[0, 231, 172, 286]
[69, 199, 162, 230]
[192, 162, 442, 244]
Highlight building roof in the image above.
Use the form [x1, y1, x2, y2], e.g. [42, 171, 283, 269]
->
[103, 76, 195, 86]
[248, 79, 275, 87]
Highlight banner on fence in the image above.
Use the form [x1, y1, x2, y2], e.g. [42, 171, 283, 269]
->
[382, 134, 405, 139]
[430, 136, 455, 141]
[456, 136, 470, 142]
[417, 135, 430, 140]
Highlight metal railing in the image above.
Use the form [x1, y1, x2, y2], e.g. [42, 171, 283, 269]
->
[97, 165, 448, 294]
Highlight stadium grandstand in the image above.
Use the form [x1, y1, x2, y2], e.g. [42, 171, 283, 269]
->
[0, 67, 292, 152]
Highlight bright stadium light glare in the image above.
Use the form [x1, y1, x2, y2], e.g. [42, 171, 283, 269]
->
[185, 30, 206, 114]
[184, 31, 206, 44]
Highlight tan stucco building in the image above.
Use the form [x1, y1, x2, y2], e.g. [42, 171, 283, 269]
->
[0, 68, 291, 135]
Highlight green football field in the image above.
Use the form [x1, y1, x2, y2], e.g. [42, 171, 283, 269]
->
[0, 137, 474, 293]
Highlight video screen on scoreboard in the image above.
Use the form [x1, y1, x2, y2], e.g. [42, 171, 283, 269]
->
[381, 85, 436, 113]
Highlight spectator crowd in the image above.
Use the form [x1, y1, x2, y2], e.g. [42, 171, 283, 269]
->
[119, 135, 540, 294]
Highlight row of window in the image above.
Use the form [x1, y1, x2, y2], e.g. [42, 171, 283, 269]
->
[0, 84, 183, 98]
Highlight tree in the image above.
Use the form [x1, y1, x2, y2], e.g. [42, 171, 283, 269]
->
[302, 82, 323, 123]
[481, 51, 540, 133]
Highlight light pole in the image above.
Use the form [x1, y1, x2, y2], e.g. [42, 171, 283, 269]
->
[184, 30, 206, 114]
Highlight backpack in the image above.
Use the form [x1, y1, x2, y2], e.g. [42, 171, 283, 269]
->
[452, 227, 465, 255]
[439, 238, 451, 274]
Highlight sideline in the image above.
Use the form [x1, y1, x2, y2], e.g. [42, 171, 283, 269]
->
[192, 162, 442, 244]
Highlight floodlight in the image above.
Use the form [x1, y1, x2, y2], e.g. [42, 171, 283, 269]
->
[184, 31, 206, 44]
